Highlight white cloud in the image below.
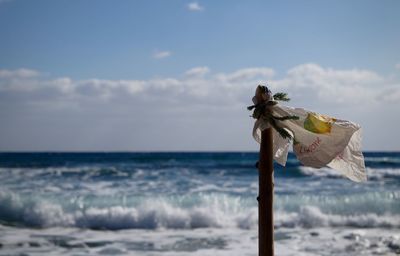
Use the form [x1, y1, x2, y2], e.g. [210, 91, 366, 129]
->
[187, 2, 204, 11]
[269, 63, 384, 106]
[376, 86, 400, 103]
[1, 64, 399, 151]
[0, 68, 39, 78]
[218, 67, 275, 83]
[185, 66, 210, 77]
[153, 50, 171, 59]
[0, 64, 394, 107]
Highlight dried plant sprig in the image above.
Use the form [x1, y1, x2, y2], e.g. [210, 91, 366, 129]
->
[248, 85, 298, 140]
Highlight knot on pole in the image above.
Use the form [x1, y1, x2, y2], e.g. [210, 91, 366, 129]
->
[248, 85, 299, 140]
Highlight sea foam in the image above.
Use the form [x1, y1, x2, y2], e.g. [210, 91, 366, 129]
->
[299, 166, 400, 180]
[1, 190, 399, 230]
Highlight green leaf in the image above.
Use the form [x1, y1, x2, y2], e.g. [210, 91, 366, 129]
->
[248, 90, 297, 140]
[247, 105, 256, 111]
[272, 115, 299, 121]
[273, 92, 290, 101]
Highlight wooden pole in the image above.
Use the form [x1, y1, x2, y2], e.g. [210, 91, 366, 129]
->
[258, 127, 274, 256]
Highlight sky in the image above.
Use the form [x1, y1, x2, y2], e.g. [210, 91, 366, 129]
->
[0, 0, 399, 151]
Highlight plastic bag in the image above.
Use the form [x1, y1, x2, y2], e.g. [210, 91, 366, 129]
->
[253, 104, 367, 182]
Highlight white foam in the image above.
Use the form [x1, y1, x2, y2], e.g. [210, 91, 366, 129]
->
[75, 200, 258, 230]
[0, 190, 258, 230]
[1, 224, 399, 256]
[275, 205, 400, 229]
[366, 167, 400, 180]
[299, 166, 345, 178]
[1, 189, 399, 231]
[299, 166, 400, 181]
[365, 156, 400, 164]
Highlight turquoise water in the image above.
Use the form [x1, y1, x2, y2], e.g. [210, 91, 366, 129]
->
[0, 152, 399, 255]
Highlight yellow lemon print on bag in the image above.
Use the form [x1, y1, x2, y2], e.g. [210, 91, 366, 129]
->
[304, 113, 336, 134]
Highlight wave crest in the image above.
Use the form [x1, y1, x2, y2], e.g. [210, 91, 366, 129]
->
[1, 190, 399, 230]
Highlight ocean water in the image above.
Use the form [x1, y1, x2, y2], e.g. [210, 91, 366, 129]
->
[0, 152, 399, 256]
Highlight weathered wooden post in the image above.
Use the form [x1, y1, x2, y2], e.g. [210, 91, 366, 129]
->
[250, 84, 367, 256]
[258, 127, 274, 256]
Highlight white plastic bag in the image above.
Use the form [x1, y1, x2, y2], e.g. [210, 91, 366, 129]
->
[253, 104, 367, 182]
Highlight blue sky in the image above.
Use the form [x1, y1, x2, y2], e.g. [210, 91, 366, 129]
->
[0, 0, 399, 151]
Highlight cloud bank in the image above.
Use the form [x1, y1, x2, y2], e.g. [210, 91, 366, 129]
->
[0, 63, 399, 151]
[1, 63, 397, 108]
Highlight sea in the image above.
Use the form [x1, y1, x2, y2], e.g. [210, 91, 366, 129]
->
[0, 152, 399, 256]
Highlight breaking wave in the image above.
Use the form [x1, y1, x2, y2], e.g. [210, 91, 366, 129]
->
[1, 190, 399, 230]
[299, 166, 400, 180]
